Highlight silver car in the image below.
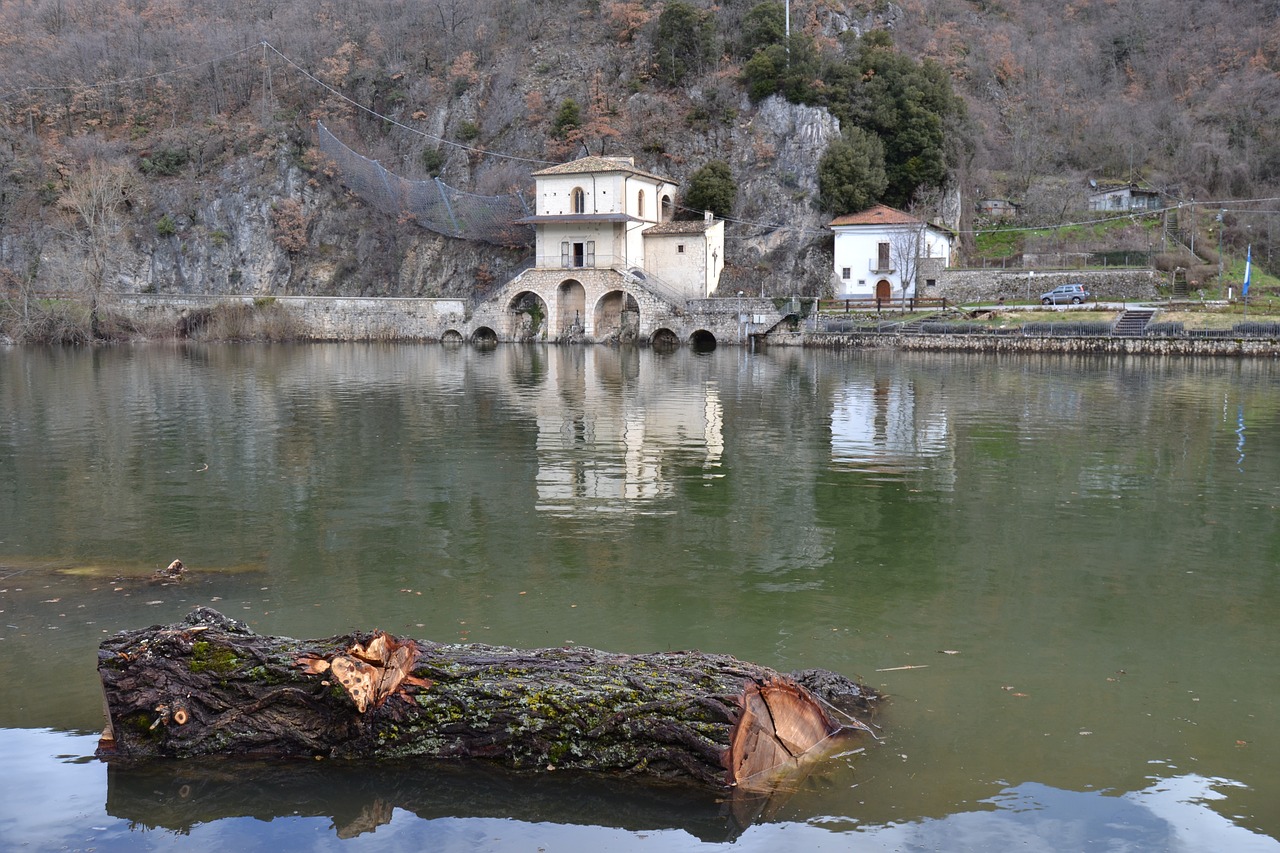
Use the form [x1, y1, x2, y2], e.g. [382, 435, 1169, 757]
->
[1040, 283, 1090, 305]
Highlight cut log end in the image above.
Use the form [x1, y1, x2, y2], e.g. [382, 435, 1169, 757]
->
[727, 678, 856, 789]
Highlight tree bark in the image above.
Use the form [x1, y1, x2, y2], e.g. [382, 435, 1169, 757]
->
[97, 608, 880, 790]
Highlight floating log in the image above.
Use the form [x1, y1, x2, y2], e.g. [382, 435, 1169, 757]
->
[97, 608, 880, 790]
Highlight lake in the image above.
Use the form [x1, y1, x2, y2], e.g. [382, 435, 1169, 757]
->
[1, 342, 1277, 852]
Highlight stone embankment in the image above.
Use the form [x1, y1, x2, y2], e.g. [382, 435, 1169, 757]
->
[791, 332, 1280, 356]
[98, 293, 1280, 355]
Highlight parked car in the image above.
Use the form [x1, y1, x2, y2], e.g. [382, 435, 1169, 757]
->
[1040, 283, 1091, 305]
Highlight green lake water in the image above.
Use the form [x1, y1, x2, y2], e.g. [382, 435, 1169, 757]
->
[0, 342, 1277, 851]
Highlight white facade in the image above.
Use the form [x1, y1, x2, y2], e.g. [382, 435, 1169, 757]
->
[519, 155, 725, 300]
[524, 156, 674, 271]
[830, 205, 954, 300]
[643, 216, 725, 298]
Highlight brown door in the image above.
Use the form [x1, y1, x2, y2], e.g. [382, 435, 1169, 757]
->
[875, 279, 892, 301]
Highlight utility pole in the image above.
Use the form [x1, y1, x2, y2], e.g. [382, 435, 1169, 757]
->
[1217, 209, 1225, 284]
[785, 0, 791, 64]
[1189, 197, 1195, 257]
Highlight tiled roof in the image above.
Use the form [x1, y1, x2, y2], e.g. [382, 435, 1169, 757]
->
[645, 220, 713, 235]
[829, 204, 922, 227]
[532, 156, 673, 184]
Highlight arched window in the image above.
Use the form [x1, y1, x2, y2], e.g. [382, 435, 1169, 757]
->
[637, 190, 645, 218]
[660, 194, 673, 222]
[572, 187, 586, 214]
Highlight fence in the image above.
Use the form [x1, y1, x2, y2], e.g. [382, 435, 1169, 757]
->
[316, 122, 533, 247]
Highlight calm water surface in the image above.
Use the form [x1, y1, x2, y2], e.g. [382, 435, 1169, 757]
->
[0, 343, 1277, 852]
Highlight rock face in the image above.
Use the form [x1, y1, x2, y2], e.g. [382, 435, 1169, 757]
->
[725, 96, 844, 298]
[1, 4, 911, 305]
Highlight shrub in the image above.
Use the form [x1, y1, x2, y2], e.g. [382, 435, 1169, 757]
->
[420, 147, 445, 177]
[683, 160, 736, 219]
[551, 99, 581, 140]
[138, 147, 189, 177]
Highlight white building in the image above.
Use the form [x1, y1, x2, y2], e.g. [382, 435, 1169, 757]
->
[830, 204, 955, 301]
[519, 155, 724, 299]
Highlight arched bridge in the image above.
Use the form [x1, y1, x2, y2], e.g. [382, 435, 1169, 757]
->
[450, 268, 787, 347]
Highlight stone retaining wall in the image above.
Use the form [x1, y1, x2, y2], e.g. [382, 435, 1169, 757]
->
[791, 332, 1280, 356]
[111, 294, 467, 341]
[936, 268, 1163, 304]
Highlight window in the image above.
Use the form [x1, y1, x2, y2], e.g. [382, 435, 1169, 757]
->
[637, 190, 645, 218]
[677, 244, 685, 254]
[572, 187, 585, 214]
[842, 267, 851, 280]
[877, 242, 891, 271]
[925, 279, 937, 289]
[562, 240, 595, 268]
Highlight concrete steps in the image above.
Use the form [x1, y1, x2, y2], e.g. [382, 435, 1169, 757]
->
[1113, 308, 1156, 337]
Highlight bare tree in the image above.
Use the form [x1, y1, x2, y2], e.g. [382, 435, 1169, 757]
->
[58, 158, 135, 337]
[888, 190, 944, 305]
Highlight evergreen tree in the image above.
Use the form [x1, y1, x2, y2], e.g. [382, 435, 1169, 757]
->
[683, 160, 736, 219]
[817, 128, 888, 214]
[654, 0, 715, 86]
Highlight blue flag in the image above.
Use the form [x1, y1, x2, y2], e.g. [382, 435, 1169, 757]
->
[1243, 245, 1252, 298]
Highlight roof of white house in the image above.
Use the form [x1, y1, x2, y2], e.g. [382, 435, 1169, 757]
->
[532, 155, 673, 185]
[829, 204, 922, 228]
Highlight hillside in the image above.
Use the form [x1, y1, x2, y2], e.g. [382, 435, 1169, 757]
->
[1, 0, 1277, 335]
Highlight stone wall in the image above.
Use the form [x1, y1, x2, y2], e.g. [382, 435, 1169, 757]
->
[793, 331, 1280, 356]
[110, 294, 467, 342]
[936, 268, 1164, 304]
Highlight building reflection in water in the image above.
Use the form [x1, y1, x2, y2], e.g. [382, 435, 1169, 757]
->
[830, 374, 949, 476]
[519, 350, 724, 515]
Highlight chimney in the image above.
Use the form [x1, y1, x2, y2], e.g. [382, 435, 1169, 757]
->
[704, 210, 713, 223]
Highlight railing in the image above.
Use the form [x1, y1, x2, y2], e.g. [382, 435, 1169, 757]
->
[616, 267, 690, 311]
[812, 318, 1280, 340]
[819, 296, 951, 314]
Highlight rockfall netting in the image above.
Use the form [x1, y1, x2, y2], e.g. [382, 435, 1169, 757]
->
[316, 122, 533, 247]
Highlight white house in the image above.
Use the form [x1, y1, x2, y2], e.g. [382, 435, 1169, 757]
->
[518, 155, 724, 298]
[830, 204, 955, 301]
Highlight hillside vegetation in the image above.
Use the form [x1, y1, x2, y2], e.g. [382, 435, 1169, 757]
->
[1, 0, 1277, 341]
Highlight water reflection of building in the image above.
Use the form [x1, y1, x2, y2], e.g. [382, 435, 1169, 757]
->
[830, 374, 950, 474]
[513, 350, 724, 514]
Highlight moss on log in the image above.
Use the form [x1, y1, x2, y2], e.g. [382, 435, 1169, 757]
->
[97, 608, 879, 790]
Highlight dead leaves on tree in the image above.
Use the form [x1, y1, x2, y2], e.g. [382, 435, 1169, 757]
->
[296, 631, 432, 713]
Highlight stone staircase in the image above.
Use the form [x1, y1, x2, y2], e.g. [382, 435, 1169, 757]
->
[899, 314, 945, 334]
[1112, 308, 1156, 337]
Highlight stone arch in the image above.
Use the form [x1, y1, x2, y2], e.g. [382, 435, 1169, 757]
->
[650, 328, 679, 349]
[557, 279, 587, 340]
[508, 290, 549, 342]
[471, 326, 498, 346]
[441, 329, 464, 344]
[593, 290, 640, 343]
[690, 329, 717, 351]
